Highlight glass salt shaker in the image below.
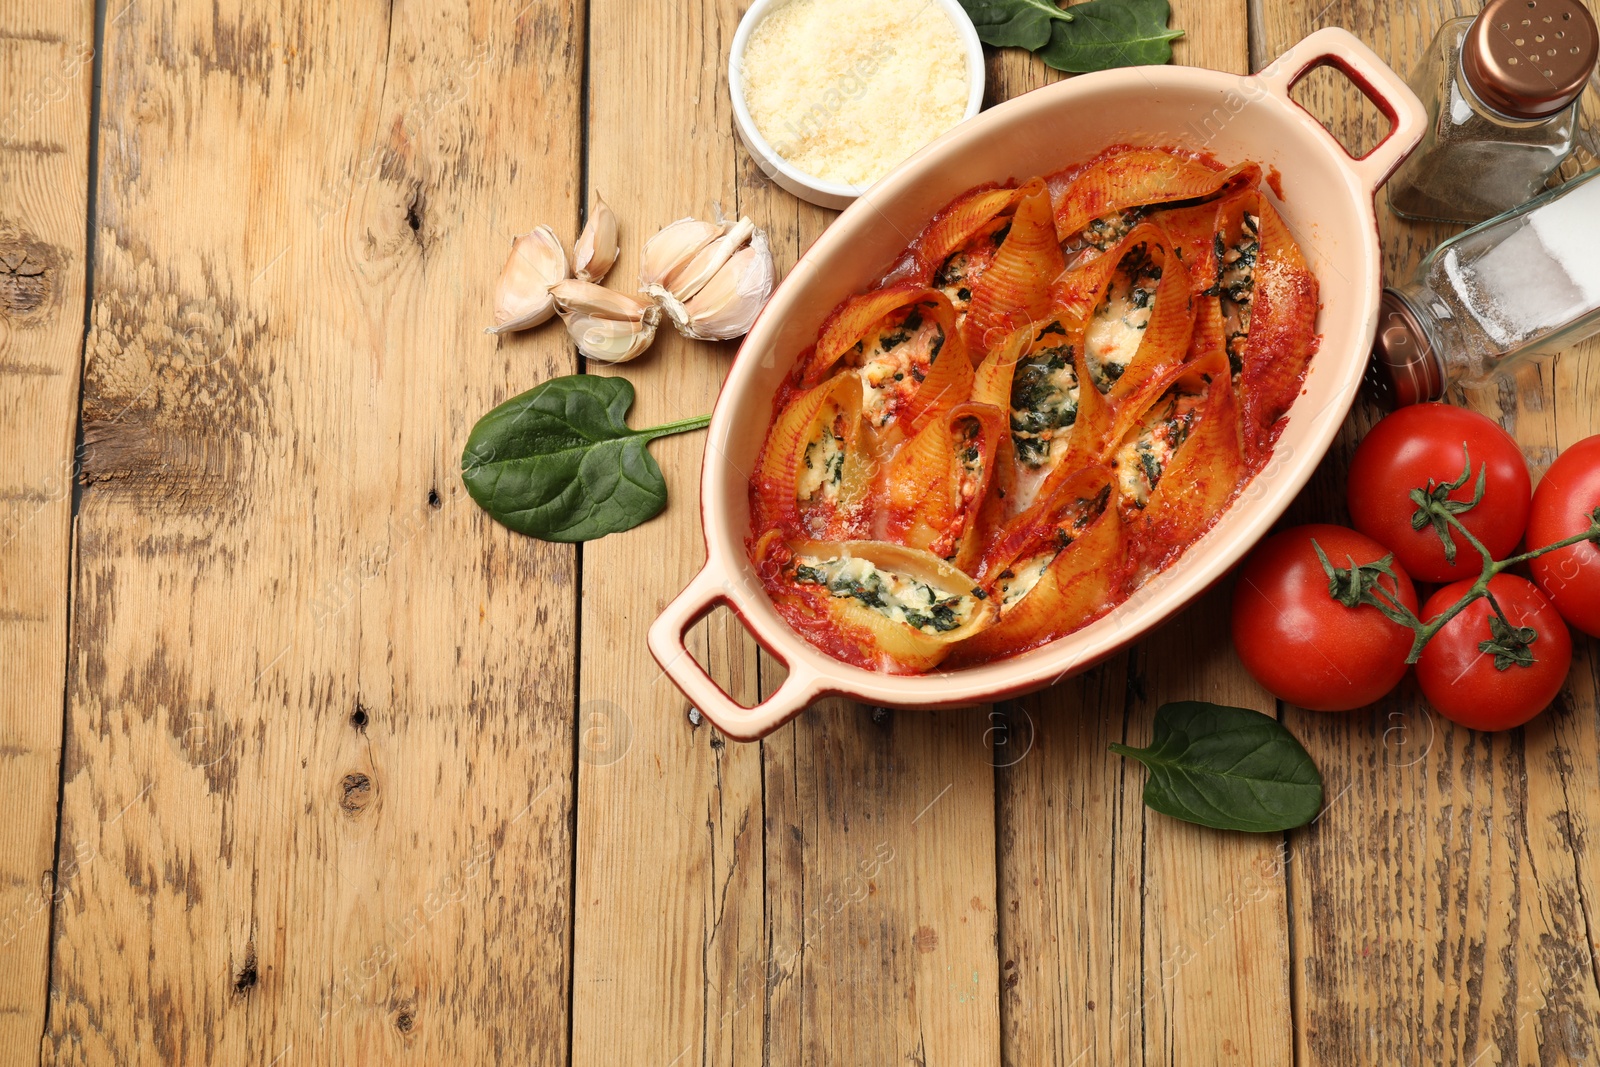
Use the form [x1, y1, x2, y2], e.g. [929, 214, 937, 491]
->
[1370, 164, 1600, 406]
[1388, 0, 1597, 224]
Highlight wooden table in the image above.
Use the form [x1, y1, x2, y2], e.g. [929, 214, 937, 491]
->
[5, 0, 1599, 1062]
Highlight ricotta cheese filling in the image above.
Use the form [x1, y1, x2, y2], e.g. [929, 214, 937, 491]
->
[1218, 213, 1260, 374]
[796, 406, 848, 503]
[996, 550, 1057, 608]
[853, 305, 947, 427]
[1113, 391, 1203, 509]
[792, 553, 981, 634]
[1085, 246, 1162, 392]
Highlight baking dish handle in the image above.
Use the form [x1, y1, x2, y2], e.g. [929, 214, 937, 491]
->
[1253, 27, 1428, 195]
[648, 565, 825, 742]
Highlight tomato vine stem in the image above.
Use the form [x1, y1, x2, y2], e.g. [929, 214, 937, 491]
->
[1316, 444, 1600, 667]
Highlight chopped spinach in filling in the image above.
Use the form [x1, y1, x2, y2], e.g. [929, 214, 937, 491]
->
[796, 409, 847, 504]
[852, 304, 946, 427]
[792, 554, 978, 635]
[933, 218, 1010, 312]
[935, 252, 977, 313]
[1114, 391, 1203, 510]
[1076, 208, 1144, 252]
[1217, 213, 1260, 375]
[1009, 342, 1080, 470]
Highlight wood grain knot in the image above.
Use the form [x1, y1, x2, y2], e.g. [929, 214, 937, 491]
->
[350, 702, 369, 730]
[233, 943, 258, 996]
[339, 772, 374, 816]
[0, 235, 56, 317]
[395, 1010, 414, 1033]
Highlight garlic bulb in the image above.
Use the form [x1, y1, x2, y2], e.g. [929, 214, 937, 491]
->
[574, 193, 619, 283]
[550, 279, 660, 364]
[486, 226, 568, 334]
[640, 214, 774, 342]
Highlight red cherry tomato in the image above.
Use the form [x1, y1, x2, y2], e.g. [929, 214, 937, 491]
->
[1232, 524, 1419, 712]
[1415, 575, 1571, 731]
[1347, 404, 1531, 583]
[1527, 434, 1600, 638]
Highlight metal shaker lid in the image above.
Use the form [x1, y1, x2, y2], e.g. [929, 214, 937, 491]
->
[1463, 0, 1598, 119]
[1368, 290, 1445, 409]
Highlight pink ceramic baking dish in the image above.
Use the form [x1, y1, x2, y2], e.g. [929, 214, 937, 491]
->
[649, 28, 1427, 741]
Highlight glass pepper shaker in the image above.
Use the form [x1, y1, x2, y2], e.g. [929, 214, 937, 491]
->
[1370, 164, 1600, 406]
[1388, 0, 1597, 225]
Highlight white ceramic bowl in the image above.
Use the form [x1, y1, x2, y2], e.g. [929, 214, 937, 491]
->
[729, 0, 987, 209]
[655, 28, 1428, 740]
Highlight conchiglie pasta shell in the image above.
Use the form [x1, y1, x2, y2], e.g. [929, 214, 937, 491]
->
[1057, 228, 1195, 469]
[896, 298, 975, 435]
[908, 183, 1026, 283]
[804, 281, 929, 387]
[1220, 191, 1320, 461]
[1127, 350, 1246, 574]
[1055, 151, 1259, 241]
[1048, 251, 1118, 330]
[977, 466, 1111, 577]
[953, 470, 1124, 663]
[1187, 285, 1227, 366]
[1102, 227, 1195, 406]
[979, 324, 1096, 517]
[783, 540, 997, 672]
[964, 180, 1065, 357]
[1148, 200, 1226, 290]
[753, 372, 869, 538]
[965, 327, 1031, 544]
[971, 326, 1032, 411]
[884, 402, 1005, 571]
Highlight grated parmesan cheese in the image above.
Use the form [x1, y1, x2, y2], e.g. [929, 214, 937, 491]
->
[741, 0, 971, 188]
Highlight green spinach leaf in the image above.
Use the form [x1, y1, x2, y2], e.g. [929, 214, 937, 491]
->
[1038, 0, 1183, 72]
[1110, 701, 1323, 833]
[461, 375, 710, 543]
[957, 0, 1075, 50]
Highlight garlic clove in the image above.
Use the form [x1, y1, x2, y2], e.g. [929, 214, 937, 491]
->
[573, 193, 620, 283]
[563, 311, 659, 364]
[677, 232, 776, 341]
[486, 226, 569, 334]
[661, 216, 757, 305]
[550, 278, 652, 322]
[638, 217, 724, 290]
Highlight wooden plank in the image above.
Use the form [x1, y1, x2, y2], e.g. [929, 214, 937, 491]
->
[0, 0, 93, 1053]
[1256, 1, 1600, 1063]
[43, 2, 584, 1062]
[567, 1, 767, 1064]
[571, 3, 1002, 1061]
[760, 699, 1000, 1065]
[742, 35, 1002, 1067]
[994, 4, 1300, 1063]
